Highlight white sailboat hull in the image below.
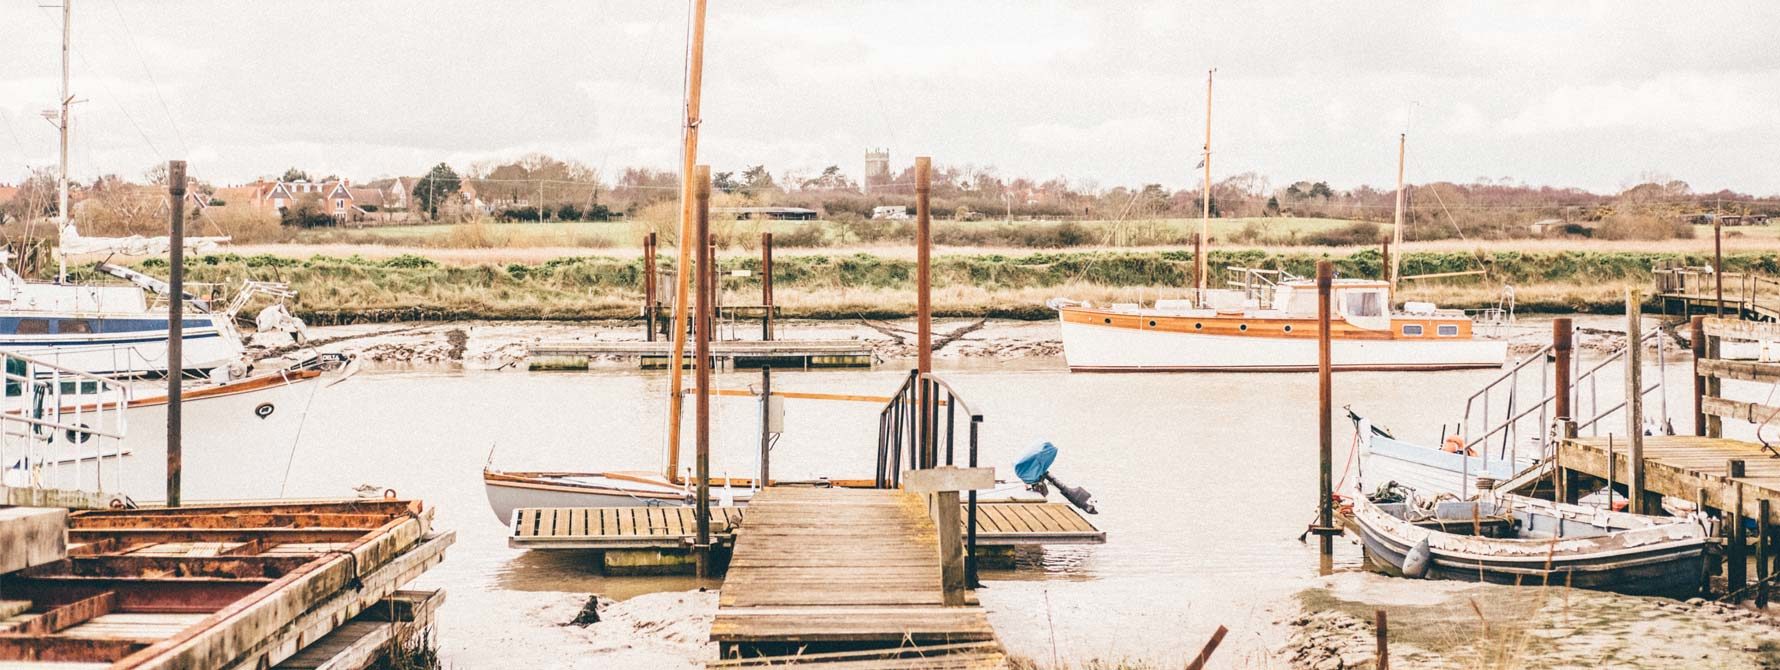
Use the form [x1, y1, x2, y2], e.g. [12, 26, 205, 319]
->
[15, 371, 323, 503]
[1059, 320, 1507, 372]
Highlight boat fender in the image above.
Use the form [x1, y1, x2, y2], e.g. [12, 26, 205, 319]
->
[1441, 435, 1475, 457]
[1402, 537, 1433, 578]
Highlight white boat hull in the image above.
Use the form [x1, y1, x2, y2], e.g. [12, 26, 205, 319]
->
[17, 370, 323, 502]
[1059, 320, 1507, 372]
[1, 317, 244, 377]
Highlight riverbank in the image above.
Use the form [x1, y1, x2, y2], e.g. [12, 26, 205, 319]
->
[82, 247, 1780, 324]
[1282, 572, 1780, 669]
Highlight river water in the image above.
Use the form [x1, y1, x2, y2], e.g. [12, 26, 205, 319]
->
[264, 316, 1735, 668]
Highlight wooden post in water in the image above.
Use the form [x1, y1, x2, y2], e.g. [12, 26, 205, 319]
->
[643, 232, 658, 341]
[758, 366, 772, 485]
[165, 160, 186, 508]
[1375, 609, 1389, 670]
[693, 165, 713, 578]
[1692, 315, 1707, 436]
[1184, 625, 1229, 670]
[1316, 260, 1334, 556]
[1759, 499, 1771, 608]
[1731, 459, 1747, 594]
[1554, 318, 1574, 422]
[915, 157, 934, 468]
[1625, 290, 1647, 515]
[761, 231, 774, 341]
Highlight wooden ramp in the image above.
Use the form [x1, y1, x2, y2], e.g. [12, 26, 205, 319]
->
[710, 487, 1000, 661]
[510, 500, 1102, 550]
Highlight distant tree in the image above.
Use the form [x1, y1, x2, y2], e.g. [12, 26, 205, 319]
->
[714, 171, 741, 193]
[412, 163, 462, 221]
[1307, 181, 1335, 199]
[280, 168, 311, 182]
[1265, 195, 1280, 214]
[143, 164, 168, 186]
[741, 165, 775, 191]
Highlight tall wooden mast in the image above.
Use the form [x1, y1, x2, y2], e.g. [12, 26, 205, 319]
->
[665, 0, 708, 482]
[1197, 69, 1212, 302]
[1391, 133, 1405, 298]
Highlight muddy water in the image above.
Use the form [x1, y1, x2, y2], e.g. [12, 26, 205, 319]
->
[268, 316, 1728, 668]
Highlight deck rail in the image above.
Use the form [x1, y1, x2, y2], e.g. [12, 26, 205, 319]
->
[874, 369, 984, 584]
[1656, 265, 1780, 322]
[1458, 326, 1671, 482]
[0, 350, 131, 500]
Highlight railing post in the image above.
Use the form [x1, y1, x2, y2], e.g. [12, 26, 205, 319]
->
[1731, 459, 1748, 594]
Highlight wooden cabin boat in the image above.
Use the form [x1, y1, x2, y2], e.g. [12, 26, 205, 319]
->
[1053, 276, 1507, 372]
[1350, 495, 1709, 598]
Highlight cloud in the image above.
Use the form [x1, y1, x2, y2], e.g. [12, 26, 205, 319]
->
[1500, 72, 1780, 136]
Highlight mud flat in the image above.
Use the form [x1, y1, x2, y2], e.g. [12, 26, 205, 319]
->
[1281, 572, 1780, 669]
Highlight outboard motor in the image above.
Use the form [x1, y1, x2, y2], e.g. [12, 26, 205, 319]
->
[1014, 442, 1098, 514]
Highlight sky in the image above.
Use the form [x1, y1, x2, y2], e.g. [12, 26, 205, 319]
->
[1, 1, 1777, 195]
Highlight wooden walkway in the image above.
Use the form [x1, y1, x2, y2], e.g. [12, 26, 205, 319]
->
[509, 500, 1103, 550]
[709, 487, 1001, 661]
[1557, 435, 1780, 524]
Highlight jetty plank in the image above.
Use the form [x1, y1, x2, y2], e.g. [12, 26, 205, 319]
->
[509, 501, 1102, 550]
[710, 488, 998, 658]
[0, 508, 66, 575]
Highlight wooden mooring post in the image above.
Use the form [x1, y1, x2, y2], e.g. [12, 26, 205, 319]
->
[1554, 318, 1578, 502]
[915, 157, 936, 469]
[693, 165, 713, 578]
[1692, 315, 1707, 436]
[760, 231, 774, 341]
[1316, 260, 1336, 556]
[1730, 459, 1747, 594]
[166, 159, 186, 508]
[1625, 290, 1648, 514]
[1760, 498, 1771, 608]
[643, 232, 658, 341]
[1375, 609, 1389, 670]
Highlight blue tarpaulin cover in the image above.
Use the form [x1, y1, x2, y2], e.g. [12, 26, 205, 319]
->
[1014, 441, 1057, 485]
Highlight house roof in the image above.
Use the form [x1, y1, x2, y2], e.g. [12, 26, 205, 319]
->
[349, 188, 385, 207]
[0, 186, 17, 204]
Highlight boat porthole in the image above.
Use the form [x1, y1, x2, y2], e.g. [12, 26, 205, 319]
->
[65, 424, 92, 444]
[1283, 325, 1293, 333]
[255, 403, 276, 419]
[1239, 324, 1249, 332]
[1148, 320, 1157, 327]
[1103, 318, 1112, 324]
[1193, 323, 1203, 330]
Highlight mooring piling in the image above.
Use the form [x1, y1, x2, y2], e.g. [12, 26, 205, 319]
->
[643, 232, 658, 341]
[1316, 260, 1335, 556]
[1625, 289, 1647, 514]
[915, 156, 935, 469]
[760, 231, 774, 341]
[1692, 315, 1707, 436]
[1376, 609, 1390, 670]
[165, 159, 186, 508]
[758, 366, 772, 485]
[1730, 458, 1747, 593]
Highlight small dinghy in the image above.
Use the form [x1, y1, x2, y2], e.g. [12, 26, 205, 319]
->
[1351, 494, 1710, 598]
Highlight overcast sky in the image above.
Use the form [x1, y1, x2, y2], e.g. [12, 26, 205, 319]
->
[2, 1, 1776, 194]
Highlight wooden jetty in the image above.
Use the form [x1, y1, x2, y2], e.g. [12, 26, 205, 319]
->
[509, 500, 1102, 550]
[1654, 264, 1780, 323]
[0, 499, 453, 669]
[527, 339, 874, 370]
[709, 486, 1003, 662]
[1539, 316, 1780, 599]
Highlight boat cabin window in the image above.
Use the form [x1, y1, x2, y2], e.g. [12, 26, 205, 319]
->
[16, 319, 49, 335]
[56, 319, 93, 334]
[1437, 324, 1460, 337]
[1342, 290, 1384, 318]
[1402, 324, 1424, 336]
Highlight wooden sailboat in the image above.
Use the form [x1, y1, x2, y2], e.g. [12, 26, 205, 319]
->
[1053, 95, 1508, 372]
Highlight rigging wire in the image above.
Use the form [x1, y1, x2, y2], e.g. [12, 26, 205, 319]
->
[104, 0, 189, 156]
[32, 4, 165, 163]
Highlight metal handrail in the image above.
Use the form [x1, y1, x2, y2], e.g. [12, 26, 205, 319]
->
[873, 369, 984, 586]
[1462, 327, 1667, 453]
[1, 351, 131, 498]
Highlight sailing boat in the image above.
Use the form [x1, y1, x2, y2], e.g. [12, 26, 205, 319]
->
[1052, 88, 1507, 372]
[8, 0, 264, 379]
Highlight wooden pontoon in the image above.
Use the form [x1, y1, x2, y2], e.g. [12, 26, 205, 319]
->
[0, 499, 454, 669]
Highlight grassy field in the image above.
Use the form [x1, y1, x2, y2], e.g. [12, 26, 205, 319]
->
[91, 247, 1780, 324]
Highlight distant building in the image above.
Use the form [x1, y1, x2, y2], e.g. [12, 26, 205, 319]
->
[249, 179, 367, 221]
[863, 148, 890, 194]
[872, 205, 911, 220]
[715, 206, 819, 221]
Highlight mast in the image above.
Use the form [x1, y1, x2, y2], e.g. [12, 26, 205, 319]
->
[1391, 133, 1405, 298]
[664, 0, 708, 482]
[57, 0, 73, 283]
[1196, 69, 1212, 303]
